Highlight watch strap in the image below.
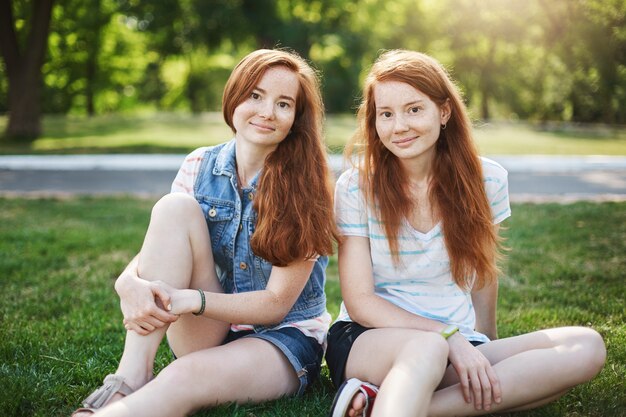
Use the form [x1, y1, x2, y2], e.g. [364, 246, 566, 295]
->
[440, 324, 459, 339]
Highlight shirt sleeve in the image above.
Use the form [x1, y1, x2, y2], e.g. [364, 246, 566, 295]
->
[334, 168, 369, 237]
[170, 147, 208, 196]
[481, 157, 511, 225]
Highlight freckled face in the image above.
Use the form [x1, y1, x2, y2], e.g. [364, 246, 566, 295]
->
[374, 81, 450, 164]
[232, 66, 299, 151]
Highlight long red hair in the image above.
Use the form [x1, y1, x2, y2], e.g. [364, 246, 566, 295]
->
[347, 50, 501, 289]
[223, 49, 339, 266]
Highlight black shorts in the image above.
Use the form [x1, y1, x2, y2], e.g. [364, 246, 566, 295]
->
[325, 321, 372, 388]
[325, 320, 486, 388]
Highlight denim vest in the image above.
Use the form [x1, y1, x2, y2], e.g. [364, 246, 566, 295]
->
[193, 140, 328, 331]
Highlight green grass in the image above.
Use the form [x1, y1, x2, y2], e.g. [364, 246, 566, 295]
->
[1, 198, 625, 416]
[1, 113, 626, 155]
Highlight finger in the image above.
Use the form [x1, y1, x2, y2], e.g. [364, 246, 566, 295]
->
[126, 322, 148, 335]
[136, 320, 155, 333]
[145, 317, 167, 329]
[458, 369, 471, 403]
[152, 306, 179, 323]
[145, 310, 178, 329]
[469, 370, 483, 410]
[152, 286, 172, 311]
[486, 365, 502, 404]
[477, 368, 492, 410]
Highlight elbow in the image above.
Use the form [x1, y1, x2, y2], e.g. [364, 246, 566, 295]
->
[268, 308, 290, 325]
[114, 273, 128, 295]
[260, 295, 292, 325]
[344, 299, 373, 327]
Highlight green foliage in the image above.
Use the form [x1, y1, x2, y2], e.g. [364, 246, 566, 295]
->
[0, 198, 624, 416]
[1, 0, 626, 141]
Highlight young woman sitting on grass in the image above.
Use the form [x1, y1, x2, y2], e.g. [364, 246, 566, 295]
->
[325, 49, 607, 417]
[72, 48, 339, 417]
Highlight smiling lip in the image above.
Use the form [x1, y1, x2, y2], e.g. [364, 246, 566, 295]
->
[251, 122, 276, 132]
[392, 136, 418, 146]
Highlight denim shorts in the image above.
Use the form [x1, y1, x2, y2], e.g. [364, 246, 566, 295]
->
[325, 321, 485, 388]
[223, 326, 324, 396]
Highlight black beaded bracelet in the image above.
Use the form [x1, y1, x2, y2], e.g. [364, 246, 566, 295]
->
[193, 288, 206, 316]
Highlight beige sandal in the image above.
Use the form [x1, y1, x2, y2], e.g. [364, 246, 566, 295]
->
[72, 374, 135, 416]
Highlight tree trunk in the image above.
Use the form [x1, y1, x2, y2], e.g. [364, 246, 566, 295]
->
[6, 71, 43, 139]
[86, 54, 96, 117]
[0, 0, 55, 140]
[480, 86, 490, 121]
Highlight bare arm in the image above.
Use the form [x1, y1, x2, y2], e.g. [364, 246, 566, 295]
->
[169, 259, 315, 325]
[339, 236, 447, 333]
[471, 224, 501, 340]
[472, 279, 498, 340]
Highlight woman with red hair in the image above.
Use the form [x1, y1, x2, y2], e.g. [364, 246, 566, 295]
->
[72, 49, 339, 417]
[326, 49, 606, 417]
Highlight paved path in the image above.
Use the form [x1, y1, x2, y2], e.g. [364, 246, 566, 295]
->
[1, 154, 625, 202]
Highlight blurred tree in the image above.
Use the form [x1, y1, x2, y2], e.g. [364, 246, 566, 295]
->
[442, 0, 535, 120]
[42, 0, 115, 115]
[270, 0, 370, 112]
[0, 0, 55, 140]
[2, 0, 625, 131]
[539, 0, 626, 123]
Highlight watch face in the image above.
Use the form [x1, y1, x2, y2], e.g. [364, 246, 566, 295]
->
[442, 325, 459, 339]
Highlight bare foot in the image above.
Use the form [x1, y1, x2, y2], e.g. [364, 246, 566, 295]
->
[347, 392, 366, 417]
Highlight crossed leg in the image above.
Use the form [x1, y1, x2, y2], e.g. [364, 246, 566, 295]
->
[429, 326, 606, 416]
[342, 326, 605, 417]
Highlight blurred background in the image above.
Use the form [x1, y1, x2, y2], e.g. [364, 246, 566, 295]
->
[1, 0, 625, 149]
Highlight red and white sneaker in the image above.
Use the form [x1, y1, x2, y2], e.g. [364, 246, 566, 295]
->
[329, 378, 379, 417]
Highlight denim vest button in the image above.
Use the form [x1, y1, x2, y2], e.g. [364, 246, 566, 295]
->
[239, 261, 248, 270]
[248, 192, 254, 201]
[208, 208, 217, 217]
[238, 224, 243, 231]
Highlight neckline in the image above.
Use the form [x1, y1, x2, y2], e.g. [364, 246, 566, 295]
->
[403, 218, 442, 239]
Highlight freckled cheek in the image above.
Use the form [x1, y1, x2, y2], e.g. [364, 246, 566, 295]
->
[375, 124, 392, 142]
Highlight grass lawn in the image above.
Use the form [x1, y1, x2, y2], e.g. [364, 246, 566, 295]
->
[1, 113, 626, 155]
[0, 197, 624, 416]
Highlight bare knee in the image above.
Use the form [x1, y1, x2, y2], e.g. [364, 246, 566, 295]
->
[152, 193, 202, 221]
[570, 327, 606, 381]
[553, 326, 606, 384]
[393, 332, 449, 377]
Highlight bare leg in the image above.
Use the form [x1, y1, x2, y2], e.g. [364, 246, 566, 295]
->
[344, 329, 449, 417]
[429, 327, 606, 416]
[91, 337, 299, 417]
[75, 194, 230, 416]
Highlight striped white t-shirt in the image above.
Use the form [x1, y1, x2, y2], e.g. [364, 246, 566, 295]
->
[171, 147, 331, 345]
[334, 157, 511, 342]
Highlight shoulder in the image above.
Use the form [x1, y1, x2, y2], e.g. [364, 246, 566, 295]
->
[480, 157, 508, 184]
[184, 140, 233, 167]
[183, 146, 211, 162]
[336, 167, 362, 193]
